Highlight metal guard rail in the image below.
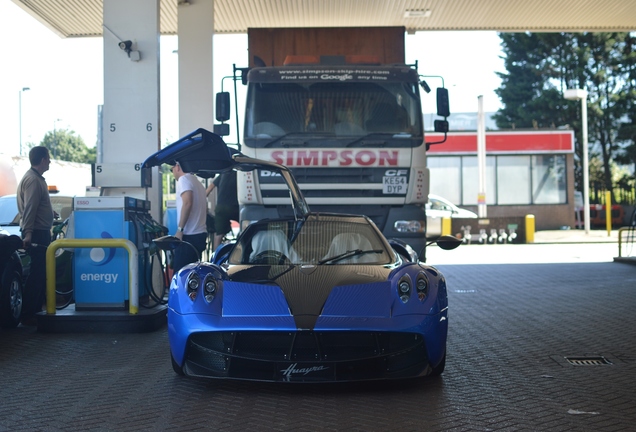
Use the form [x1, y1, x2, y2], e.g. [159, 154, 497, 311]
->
[617, 227, 636, 258]
[46, 238, 139, 315]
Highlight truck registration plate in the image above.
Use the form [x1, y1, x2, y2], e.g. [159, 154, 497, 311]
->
[382, 176, 407, 194]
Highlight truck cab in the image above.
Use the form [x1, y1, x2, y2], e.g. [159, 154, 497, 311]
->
[214, 28, 449, 257]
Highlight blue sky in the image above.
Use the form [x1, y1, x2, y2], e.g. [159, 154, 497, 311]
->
[0, 1, 505, 156]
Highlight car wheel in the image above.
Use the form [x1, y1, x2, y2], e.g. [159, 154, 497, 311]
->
[0, 268, 23, 329]
[430, 352, 446, 376]
[171, 353, 185, 376]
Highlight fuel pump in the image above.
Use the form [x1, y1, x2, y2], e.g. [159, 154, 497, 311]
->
[71, 197, 167, 310]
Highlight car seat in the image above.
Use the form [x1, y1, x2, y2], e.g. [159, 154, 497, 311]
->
[323, 232, 376, 263]
[249, 230, 299, 263]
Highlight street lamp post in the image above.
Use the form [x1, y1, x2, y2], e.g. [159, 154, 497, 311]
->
[564, 88, 590, 235]
[19, 87, 30, 156]
[53, 118, 62, 159]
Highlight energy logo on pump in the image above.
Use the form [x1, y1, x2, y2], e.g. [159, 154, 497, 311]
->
[89, 231, 117, 266]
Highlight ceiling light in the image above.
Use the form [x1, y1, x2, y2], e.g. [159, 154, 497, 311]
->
[404, 9, 431, 18]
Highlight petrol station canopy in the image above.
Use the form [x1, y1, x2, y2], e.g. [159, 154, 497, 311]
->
[11, 0, 636, 38]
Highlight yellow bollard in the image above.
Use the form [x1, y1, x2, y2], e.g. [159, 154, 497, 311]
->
[441, 217, 452, 236]
[605, 190, 611, 236]
[525, 214, 535, 243]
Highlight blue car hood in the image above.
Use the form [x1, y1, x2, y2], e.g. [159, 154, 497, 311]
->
[227, 264, 394, 329]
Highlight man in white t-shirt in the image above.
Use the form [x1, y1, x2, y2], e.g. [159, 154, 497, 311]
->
[172, 161, 208, 272]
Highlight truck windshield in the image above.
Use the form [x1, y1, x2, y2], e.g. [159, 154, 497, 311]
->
[244, 81, 423, 148]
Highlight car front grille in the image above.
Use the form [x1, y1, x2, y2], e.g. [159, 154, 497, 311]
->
[183, 331, 429, 382]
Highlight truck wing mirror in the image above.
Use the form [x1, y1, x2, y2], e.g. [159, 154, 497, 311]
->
[434, 120, 449, 133]
[436, 88, 450, 118]
[215, 92, 231, 122]
[420, 79, 432, 94]
[238, 67, 251, 85]
[214, 124, 230, 136]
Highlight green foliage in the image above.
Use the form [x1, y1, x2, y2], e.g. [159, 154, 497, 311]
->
[36, 129, 96, 164]
[495, 32, 636, 203]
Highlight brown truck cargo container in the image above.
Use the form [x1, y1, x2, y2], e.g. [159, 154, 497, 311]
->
[247, 27, 406, 67]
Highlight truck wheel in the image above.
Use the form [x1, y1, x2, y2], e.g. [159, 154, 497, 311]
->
[0, 267, 23, 329]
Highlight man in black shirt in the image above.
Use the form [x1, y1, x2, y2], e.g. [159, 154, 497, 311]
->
[206, 170, 239, 250]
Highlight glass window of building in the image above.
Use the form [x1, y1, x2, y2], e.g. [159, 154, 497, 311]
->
[462, 156, 497, 205]
[532, 155, 567, 204]
[428, 157, 461, 204]
[497, 156, 531, 204]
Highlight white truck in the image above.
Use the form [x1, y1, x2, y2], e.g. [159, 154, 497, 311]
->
[214, 27, 449, 256]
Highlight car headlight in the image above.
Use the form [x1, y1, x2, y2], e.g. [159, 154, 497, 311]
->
[203, 273, 217, 303]
[394, 220, 425, 233]
[398, 278, 411, 303]
[416, 273, 428, 301]
[186, 272, 200, 301]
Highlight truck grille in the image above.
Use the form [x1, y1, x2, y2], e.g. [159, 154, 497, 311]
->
[259, 167, 407, 185]
[258, 167, 408, 199]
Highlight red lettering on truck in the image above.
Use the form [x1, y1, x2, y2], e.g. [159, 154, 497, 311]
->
[267, 150, 398, 167]
[378, 150, 398, 166]
[297, 151, 320, 166]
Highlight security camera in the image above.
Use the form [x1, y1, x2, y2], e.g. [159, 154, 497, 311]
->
[118, 40, 132, 51]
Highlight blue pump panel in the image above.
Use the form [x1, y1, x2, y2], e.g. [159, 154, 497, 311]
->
[72, 196, 153, 310]
[73, 209, 129, 309]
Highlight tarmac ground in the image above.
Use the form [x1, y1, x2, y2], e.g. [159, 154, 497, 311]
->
[1, 229, 635, 431]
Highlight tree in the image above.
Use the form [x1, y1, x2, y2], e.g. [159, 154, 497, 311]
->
[495, 32, 636, 203]
[36, 128, 96, 164]
[615, 33, 636, 176]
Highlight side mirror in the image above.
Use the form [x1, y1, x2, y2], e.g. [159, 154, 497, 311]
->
[215, 92, 231, 122]
[434, 120, 449, 133]
[434, 235, 462, 250]
[420, 79, 431, 94]
[239, 67, 250, 86]
[213, 123, 230, 136]
[436, 88, 450, 118]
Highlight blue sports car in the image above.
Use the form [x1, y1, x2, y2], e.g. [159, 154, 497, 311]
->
[143, 129, 460, 382]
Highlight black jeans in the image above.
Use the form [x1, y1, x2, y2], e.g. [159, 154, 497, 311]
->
[173, 232, 207, 273]
[22, 229, 51, 317]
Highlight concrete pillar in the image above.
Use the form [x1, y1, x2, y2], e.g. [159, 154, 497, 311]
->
[100, 0, 162, 220]
[178, 0, 215, 137]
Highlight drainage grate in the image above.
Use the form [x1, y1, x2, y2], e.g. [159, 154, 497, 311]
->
[564, 356, 613, 366]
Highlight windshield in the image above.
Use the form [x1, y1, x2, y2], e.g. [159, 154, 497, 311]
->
[228, 216, 392, 265]
[244, 80, 423, 148]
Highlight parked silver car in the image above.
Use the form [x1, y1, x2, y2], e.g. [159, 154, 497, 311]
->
[426, 194, 478, 237]
[0, 194, 73, 236]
